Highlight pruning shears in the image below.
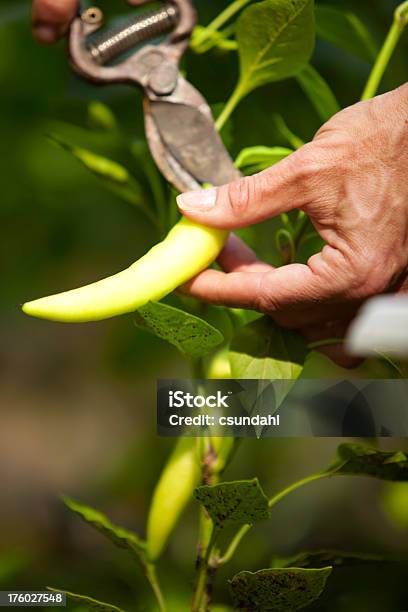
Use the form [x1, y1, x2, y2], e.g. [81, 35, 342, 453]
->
[68, 0, 241, 192]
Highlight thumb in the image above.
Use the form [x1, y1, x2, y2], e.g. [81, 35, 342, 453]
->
[176, 146, 314, 229]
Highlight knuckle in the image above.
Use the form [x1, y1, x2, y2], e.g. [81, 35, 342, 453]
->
[287, 144, 328, 203]
[295, 144, 321, 177]
[255, 274, 280, 314]
[308, 244, 391, 302]
[316, 101, 366, 135]
[224, 176, 259, 218]
[347, 252, 389, 299]
[296, 144, 324, 179]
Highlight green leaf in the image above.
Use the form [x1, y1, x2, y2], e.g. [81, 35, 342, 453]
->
[300, 350, 401, 380]
[200, 305, 236, 342]
[194, 479, 270, 528]
[87, 101, 118, 131]
[229, 307, 263, 330]
[229, 567, 332, 611]
[327, 443, 408, 481]
[49, 134, 130, 183]
[236, 0, 315, 98]
[229, 316, 307, 379]
[235, 146, 293, 173]
[315, 5, 378, 63]
[272, 549, 386, 569]
[47, 589, 125, 612]
[62, 497, 145, 561]
[296, 64, 340, 122]
[48, 134, 152, 221]
[229, 317, 307, 436]
[134, 301, 224, 359]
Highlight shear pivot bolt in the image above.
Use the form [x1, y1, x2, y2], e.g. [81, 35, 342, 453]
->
[81, 7, 104, 26]
[148, 61, 178, 96]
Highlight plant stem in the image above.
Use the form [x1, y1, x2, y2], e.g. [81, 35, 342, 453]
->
[276, 229, 295, 265]
[191, 524, 219, 612]
[215, 84, 245, 132]
[191, 564, 207, 612]
[191, 426, 232, 610]
[374, 351, 404, 378]
[293, 212, 310, 251]
[218, 472, 327, 566]
[268, 472, 327, 508]
[189, 353, 236, 609]
[145, 563, 167, 612]
[209, 0, 252, 31]
[193, 0, 252, 48]
[217, 38, 239, 52]
[361, 1, 408, 100]
[191, 356, 206, 379]
[273, 114, 305, 150]
[217, 524, 251, 566]
[278, 212, 310, 264]
[307, 337, 345, 350]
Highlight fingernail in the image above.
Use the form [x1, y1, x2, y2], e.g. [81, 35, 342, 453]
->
[33, 24, 58, 44]
[177, 188, 217, 212]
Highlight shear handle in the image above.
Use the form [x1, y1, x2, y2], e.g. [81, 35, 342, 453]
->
[68, 0, 196, 87]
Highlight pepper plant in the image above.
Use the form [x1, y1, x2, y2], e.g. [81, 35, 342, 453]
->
[30, 0, 408, 609]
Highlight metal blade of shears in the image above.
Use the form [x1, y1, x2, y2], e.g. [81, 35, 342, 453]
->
[144, 77, 241, 192]
[68, 1, 240, 192]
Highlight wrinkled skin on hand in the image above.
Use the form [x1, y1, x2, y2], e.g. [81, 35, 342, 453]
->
[177, 84, 408, 366]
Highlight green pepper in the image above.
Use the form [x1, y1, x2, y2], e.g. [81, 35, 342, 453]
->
[22, 219, 228, 322]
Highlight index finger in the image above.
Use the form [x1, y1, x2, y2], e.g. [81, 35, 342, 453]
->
[32, 0, 78, 44]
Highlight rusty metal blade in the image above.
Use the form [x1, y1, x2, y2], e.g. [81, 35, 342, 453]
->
[145, 77, 240, 191]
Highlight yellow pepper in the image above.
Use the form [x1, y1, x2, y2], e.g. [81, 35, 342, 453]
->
[22, 218, 227, 322]
[146, 438, 201, 561]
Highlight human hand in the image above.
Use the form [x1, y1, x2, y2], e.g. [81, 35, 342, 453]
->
[32, 0, 78, 43]
[177, 84, 408, 365]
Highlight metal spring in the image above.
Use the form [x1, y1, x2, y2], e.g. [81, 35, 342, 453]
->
[88, 4, 178, 65]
